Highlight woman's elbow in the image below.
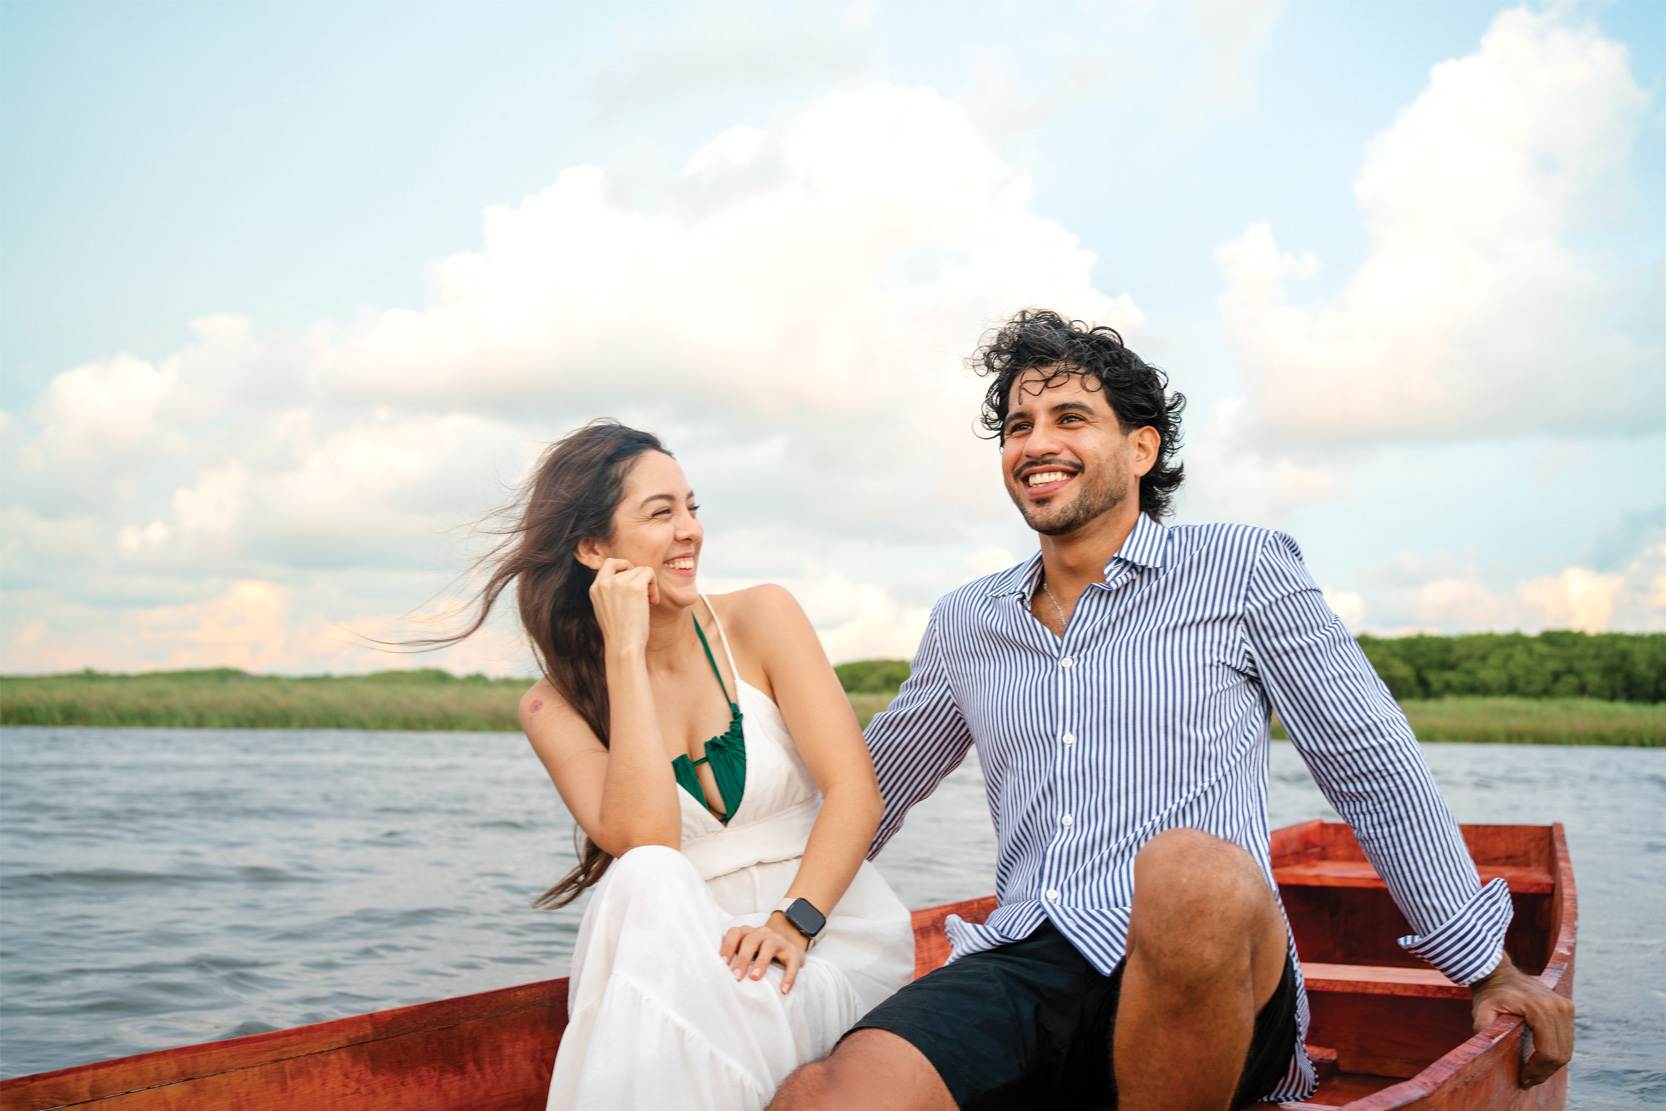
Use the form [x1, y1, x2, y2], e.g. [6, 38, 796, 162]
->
[592, 820, 680, 857]
[825, 778, 884, 833]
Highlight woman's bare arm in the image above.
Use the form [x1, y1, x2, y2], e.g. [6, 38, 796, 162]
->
[520, 559, 680, 856]
[714, 585, 884, 986]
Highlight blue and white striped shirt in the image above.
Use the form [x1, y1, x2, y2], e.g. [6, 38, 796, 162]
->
[865, 513, 1513, 1103]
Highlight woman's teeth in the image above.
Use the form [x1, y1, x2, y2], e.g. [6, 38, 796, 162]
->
[1026, 471, 1071, 487]
[665, 557, 695, 570]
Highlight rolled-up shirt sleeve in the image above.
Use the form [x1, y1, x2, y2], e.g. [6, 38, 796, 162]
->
[1242, 531, 1511, 986]
[865, 605, 974, 860]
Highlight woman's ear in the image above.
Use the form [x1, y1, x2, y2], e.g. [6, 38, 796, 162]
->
[574, 537, 608, 570]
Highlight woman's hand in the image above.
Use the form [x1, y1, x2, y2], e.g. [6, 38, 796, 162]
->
[720, 916, 808, 994]
[589, 558, 659, 655]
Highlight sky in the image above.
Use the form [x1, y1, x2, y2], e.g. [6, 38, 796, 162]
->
[2, 0, 1663, 676]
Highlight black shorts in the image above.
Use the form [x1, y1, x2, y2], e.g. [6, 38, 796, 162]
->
[848, 922, 1299, 1110]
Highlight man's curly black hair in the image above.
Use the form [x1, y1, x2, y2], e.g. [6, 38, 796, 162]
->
[975, 308, 1187, 520]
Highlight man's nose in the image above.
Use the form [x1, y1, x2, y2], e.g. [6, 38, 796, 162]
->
[1025, 420, 1067, 458]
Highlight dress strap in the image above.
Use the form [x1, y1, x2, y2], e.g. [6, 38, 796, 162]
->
[699, 594, 745, 701]
[692, 610, 736, 709]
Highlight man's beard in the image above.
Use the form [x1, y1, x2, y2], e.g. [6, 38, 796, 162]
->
[1011, 459, 1127, 537]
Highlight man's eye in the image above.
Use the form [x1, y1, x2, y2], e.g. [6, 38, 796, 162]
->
[1008, 421, 1030, 435]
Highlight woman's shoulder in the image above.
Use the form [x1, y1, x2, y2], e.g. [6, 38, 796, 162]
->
[518, 675, 573, 729]
[706, 583, 804, 633]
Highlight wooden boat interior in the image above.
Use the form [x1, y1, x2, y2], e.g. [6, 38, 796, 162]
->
[1264, 820, 1575, 1110]
[0, 821, 1575, 1111]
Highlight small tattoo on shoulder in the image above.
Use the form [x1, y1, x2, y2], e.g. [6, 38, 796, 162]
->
[529, 699, 543, 714]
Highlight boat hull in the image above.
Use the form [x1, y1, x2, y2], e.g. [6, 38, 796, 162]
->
[1, 822, 1575, 1111]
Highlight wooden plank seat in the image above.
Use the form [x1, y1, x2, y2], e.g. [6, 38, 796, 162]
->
[1274, 860, 1553, 894]
[1300, 962, 1466, 1000]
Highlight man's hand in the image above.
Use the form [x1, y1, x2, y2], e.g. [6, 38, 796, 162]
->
[1469, 951, 1574, 1087]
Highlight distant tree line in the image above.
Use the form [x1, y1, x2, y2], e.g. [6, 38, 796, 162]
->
[835, 631, 1665, 703]
[1356, 632, 1663, 703]
[834, 658, 913, 694]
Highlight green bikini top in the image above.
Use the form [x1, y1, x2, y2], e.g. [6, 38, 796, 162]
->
[671, 616, 746, 823]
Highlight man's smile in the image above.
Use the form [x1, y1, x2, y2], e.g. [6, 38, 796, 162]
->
[1018, 466, 1079, 497]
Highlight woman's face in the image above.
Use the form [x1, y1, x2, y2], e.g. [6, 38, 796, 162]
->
[592, 451, 703, 609]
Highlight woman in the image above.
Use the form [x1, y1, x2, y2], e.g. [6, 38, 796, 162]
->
[446, 420, 914, 1110]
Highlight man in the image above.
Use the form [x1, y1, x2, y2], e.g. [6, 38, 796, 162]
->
[772, 310, 1573, 1111]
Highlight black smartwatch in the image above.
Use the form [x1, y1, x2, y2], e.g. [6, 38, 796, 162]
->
[774, 897, 826, 946]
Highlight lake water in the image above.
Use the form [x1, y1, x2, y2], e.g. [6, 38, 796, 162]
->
[1, 727, 1661, 1109]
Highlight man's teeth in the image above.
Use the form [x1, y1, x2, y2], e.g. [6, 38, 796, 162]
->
[1026, 471, 1071, 487]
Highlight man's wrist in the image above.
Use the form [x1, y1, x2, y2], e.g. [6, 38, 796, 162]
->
[1472, 949, 1518, 988]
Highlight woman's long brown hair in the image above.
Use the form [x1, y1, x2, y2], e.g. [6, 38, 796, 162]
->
[416, 419, 669, 908]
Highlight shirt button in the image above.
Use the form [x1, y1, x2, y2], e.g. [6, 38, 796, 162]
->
[1045, 889, 1060, 901]
[1060, 656, 1074, 669]
[1061, 732, 1076, 746]
[1060, 815, 1074, 827]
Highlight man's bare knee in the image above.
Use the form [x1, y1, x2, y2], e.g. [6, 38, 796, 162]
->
[769, 1028, 953, 1111]
[1129, 829, 1279, 973]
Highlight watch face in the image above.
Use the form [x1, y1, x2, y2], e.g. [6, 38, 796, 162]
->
[786, 897, 826, 938]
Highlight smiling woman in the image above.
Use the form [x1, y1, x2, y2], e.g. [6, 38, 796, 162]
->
[403, 419, 914, 1111]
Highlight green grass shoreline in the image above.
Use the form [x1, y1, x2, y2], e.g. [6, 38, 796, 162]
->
[2, 670, 1661, 746]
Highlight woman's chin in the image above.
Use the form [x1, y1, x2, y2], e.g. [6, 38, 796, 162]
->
[657, 580, 700, 607]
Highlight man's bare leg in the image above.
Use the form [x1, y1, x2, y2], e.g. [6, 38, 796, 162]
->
[769, 1028, 955, 1111]
[1114, 828, 1290, 1111]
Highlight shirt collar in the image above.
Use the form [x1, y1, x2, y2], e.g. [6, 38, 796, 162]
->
[1109, 512, 1169, 575]
[986, 513, 1169, 598]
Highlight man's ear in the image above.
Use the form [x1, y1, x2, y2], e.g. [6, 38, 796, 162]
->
[574, 537, 609, 570]
[1128, 426, 1161, 479]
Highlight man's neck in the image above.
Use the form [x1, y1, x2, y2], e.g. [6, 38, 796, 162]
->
[1037, 499, 1143, 607]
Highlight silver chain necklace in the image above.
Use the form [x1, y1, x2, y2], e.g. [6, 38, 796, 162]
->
[1039, 575, 1067, 627]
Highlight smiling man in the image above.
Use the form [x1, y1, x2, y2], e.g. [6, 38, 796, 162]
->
[770, 310, 1573, 1111]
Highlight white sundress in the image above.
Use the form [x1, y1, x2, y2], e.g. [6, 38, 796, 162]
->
[544, 601, 916, 1111]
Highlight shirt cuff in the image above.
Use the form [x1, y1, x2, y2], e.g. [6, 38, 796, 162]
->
[1396, 876, 1514, 986]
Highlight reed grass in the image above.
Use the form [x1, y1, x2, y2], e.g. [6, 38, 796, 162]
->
[1271, 696, 1664, 747]
[3, 672, 1660, 745]
[0, 669, 528, 732]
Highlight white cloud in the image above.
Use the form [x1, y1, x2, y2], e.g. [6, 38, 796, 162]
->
[1215, 7, 1659, 447]
[2, 82, 1131, 673]
[1348, 544, 1664, 635]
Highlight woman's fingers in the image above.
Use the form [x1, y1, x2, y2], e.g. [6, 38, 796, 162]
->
[748, 937, 779, 981]
[729, 930, 763, 979]
[779, 945, 803, 994]
[725, 925, 808, 987]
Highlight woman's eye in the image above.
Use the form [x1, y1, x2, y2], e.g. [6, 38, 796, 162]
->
[688, 503, 701, 514]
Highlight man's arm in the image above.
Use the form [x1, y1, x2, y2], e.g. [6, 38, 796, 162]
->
[865, 605, 974, 860]
[1242, 531, 1573, 1086]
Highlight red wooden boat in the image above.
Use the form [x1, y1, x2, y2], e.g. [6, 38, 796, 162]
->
[1, 820, 1575, 1110]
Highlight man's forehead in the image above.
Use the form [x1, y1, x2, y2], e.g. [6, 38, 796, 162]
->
[1007, 366, 1109, 412]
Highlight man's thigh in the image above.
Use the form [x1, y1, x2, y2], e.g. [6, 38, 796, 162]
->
[846, 924, 1118, 1110]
